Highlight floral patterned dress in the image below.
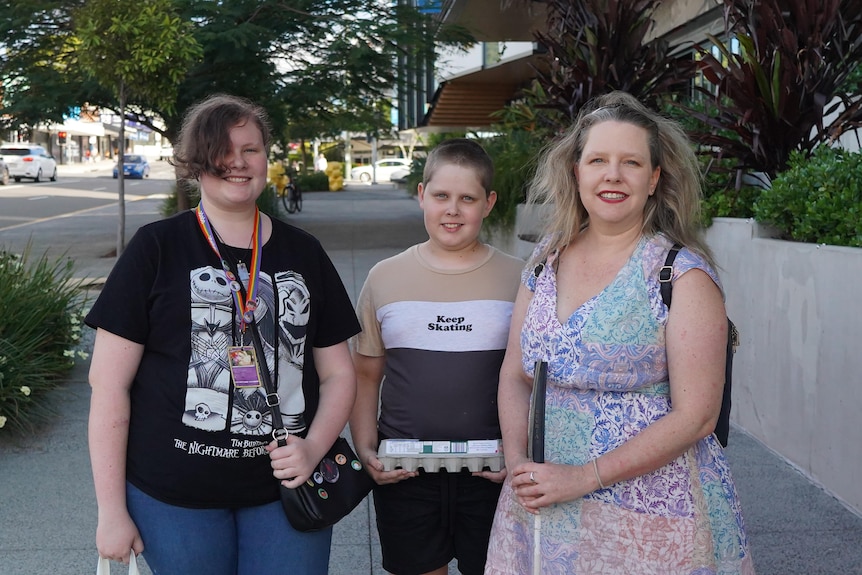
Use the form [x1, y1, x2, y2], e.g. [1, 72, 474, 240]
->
[485, 234, 755, 575]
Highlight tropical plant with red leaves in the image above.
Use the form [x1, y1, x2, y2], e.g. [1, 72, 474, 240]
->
[683, 0, 862, 179]
[533, 0, 697, 129]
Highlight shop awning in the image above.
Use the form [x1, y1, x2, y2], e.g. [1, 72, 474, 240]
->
[418, 51, 547, 132]
[102, 123, 136, 138]
[49, 120, 106, 137]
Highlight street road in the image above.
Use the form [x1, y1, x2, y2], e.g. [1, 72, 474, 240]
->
[0, 159, 175, 231]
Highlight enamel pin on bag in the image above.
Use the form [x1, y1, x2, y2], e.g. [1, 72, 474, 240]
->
[278, 436, 375, 532]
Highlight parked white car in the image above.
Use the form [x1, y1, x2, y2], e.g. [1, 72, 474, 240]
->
[0, 144, 58, 183]
[350, 158, 412, 183]
[0, 157, 9, 186]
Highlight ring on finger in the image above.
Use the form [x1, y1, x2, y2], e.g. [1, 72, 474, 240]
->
[530, 471, 536, 483]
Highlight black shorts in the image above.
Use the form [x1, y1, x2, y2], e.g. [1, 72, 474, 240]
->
[373, 470, 502, 575]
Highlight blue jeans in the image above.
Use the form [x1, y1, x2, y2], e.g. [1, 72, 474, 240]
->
[126, 482, 332, 575]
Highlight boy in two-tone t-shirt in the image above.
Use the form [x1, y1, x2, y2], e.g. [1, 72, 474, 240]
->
[350, 139, 522, 575]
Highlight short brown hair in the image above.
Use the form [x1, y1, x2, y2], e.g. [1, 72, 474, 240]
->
[173, 94, 272, 180]
[422, 138, 494, 195]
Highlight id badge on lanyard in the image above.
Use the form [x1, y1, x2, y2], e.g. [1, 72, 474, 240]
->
[227, 345, 263, 388]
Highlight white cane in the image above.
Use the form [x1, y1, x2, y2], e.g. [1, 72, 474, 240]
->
[533, 511, 541, 575]
[528, 361, 547, 575]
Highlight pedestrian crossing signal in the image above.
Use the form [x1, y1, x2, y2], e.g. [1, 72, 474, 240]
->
[58, 131, 67, 144]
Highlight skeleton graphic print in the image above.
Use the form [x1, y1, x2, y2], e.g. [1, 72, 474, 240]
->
[182, 265, 310, 435]
[83, 211, 362, 508]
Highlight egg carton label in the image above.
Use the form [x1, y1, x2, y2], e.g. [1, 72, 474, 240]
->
[377, 439, 504, 473]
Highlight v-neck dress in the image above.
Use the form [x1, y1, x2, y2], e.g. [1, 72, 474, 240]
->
[485, 234, 755, 575]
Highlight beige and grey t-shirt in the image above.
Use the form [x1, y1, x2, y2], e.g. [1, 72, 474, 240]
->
[355, 245, 523, 441]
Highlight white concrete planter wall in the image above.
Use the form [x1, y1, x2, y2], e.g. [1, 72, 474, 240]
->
[705, 218, 862, 516]
[500, 209, 862, 516]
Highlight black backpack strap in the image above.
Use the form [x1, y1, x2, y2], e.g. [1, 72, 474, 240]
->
[532, 247, 560, 279]
[533, 260, 545, 278]
[660, 244, 682, 308]
[660, 242, 734, 448]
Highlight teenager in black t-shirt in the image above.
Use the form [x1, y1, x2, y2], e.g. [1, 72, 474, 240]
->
[86, 94, 360, 575]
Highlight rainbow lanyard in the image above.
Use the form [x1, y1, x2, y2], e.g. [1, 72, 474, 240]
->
[195, 204, 262, 331]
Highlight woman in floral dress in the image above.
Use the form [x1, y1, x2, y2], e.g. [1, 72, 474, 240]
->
[484, 92, 755, 575]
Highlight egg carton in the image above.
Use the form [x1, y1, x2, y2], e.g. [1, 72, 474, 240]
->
[377, 439, 504, 473]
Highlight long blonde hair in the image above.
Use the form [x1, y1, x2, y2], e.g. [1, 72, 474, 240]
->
[528, 91, 714, 268]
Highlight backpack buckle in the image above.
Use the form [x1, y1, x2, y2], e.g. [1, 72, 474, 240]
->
[729, 322, 740, 353]
[659, 265, 673, 283]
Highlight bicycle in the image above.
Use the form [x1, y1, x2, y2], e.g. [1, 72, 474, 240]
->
[282, 174, 302, 214]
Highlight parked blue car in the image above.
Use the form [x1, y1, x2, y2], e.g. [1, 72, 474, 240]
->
[113, 154, 150, 179]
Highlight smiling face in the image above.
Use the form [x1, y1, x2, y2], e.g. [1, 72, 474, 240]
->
[417, 163, 497, 256]
[199, 120, 268, 210]
[575, 120, 661, 233]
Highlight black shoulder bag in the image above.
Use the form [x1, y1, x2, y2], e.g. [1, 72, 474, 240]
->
[246, 301, 374, 532]
[660, 244, 739, 447]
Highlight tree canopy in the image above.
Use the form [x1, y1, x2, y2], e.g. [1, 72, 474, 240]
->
[74, 0, 201, 253]
[0, 0, 470, 146]
[75, 0, 200, 113]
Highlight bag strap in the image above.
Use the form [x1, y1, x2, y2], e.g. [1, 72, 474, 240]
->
[215, 231, 290, 448]
[532, 247, 560, 279]
[659, 243, 682, 308]
[222, 245, 289, 448]
[97, 551, 140, 575]
[248, 320, 289, 447]
[660, 245, 739, 352]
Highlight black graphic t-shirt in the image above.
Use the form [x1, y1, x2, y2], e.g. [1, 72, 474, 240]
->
[86, 211, 360, 508]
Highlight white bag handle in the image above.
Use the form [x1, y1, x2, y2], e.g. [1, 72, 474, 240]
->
[96, 551, 140, 575]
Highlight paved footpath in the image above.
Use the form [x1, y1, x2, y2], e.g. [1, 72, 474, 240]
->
[1, 181, 860, 574]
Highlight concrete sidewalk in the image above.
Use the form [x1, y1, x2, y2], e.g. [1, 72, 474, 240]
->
[1, 183, 860, 574]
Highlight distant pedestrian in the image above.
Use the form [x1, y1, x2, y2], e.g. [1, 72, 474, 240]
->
[350, 138, 523, 575]
[315, 153, 328, 172]
[86, 93, 360, 575]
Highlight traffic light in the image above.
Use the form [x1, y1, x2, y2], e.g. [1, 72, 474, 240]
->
[58, 131, 67, 145]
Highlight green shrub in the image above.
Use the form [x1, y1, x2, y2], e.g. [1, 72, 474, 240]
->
[160, 183, 197, 217]
[0, 246, 87, 434]
[256, 183, 279, 214]
[666, 99, 762, 224]
[701, 182, 761, 225]
[481, 129, 542, 230]
[754, 147, 862, 247]
[403, 156, 425, 196]
[700, 158, 762, 226]
[296, 172, 329, 192]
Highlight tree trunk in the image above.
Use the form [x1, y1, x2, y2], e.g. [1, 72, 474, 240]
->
[117, 81, 127, 256]
[164, 124, 190, 213]
[177, 179, 194, 212]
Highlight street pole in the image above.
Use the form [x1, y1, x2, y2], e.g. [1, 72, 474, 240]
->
[117, 81, 126, 257]
[371, 136, 378, 184]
